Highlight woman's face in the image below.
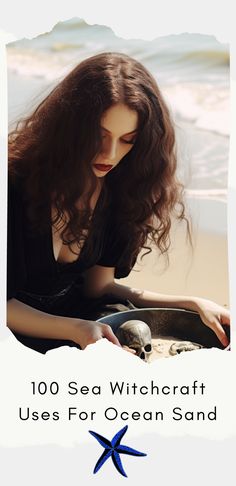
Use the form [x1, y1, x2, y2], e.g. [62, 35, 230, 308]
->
[92, 103, 138, 177]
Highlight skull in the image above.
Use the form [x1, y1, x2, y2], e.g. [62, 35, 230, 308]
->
[169, 341, 203, 356]
[116, 320, 152, 361]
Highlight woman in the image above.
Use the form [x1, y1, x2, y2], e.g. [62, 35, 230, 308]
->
[7, 52, 230, 354]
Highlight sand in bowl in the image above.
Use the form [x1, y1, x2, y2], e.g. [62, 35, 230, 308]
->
[147, 336, 203, 362]
[115, 317, 205, 363]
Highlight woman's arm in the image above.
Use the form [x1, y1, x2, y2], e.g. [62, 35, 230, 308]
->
[7, 298, 120, 349]
[83, 265, 230, 347]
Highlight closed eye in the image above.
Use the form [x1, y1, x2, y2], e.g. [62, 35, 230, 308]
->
[121, 138, 136, 145]
[101, 126, 137, 145]
[101, 133, 136, 145]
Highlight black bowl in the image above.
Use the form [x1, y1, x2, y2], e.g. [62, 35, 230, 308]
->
[98, 307, 230, 350]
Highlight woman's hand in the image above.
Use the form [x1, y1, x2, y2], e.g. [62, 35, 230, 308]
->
[71, 319, 122, 350]
[194, 298, 230, 347]
[70, 319, 137, 354]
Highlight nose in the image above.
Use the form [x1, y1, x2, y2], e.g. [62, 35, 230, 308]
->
[101, 138, 118, 161]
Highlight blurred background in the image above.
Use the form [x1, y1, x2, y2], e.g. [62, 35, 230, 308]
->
[6, 18, 230, 304]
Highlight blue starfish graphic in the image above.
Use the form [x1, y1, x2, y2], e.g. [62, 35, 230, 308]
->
[89, 425, 147, 477]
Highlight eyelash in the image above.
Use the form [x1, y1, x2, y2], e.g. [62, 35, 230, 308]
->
[102, 135, 136, 145]
[121, 138, 136, 145]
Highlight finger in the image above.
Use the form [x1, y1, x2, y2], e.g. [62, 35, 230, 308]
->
[208, 319, 229, 347]
[102, 325, 122, 346]
[122, 345, 136, 354]
[220, 312, 230, 326]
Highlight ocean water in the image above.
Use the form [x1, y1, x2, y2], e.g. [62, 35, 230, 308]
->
[7, 18, 230, 200]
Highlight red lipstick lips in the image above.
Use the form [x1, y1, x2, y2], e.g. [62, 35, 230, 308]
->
[93, 164, 113, 172]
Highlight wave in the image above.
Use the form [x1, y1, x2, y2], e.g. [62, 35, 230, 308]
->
[7, 55, 229, 137]
[6, 26, 230, 138]
[163, 84, 230, 137]
[50, 42, 85, 52]
[182, 49, 230, 66]
[7, 48, 229, 137]
[185, 189, 227, 202]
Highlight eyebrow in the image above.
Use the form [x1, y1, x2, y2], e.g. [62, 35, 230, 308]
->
[101, 127, 138, 136]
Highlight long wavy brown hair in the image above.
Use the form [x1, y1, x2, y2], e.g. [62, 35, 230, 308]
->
[8, 52, 191, 272]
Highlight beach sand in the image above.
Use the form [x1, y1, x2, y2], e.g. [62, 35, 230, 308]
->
[120, 197, 229, 307]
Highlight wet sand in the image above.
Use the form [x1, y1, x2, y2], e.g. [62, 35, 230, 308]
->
[121, 197, 229, 306]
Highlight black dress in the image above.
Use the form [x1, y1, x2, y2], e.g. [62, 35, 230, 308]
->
[7, 175, 137, 353]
